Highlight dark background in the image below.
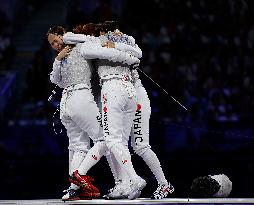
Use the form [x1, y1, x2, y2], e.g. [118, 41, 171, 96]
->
[0, 0, 253, 199]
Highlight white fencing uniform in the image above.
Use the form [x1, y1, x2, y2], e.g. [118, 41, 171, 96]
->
[51, 44, 104, 177]
[80, 34, 146, 191]
[102, 33, 172, 198]
[62, 33, 146, 198]
[131, 70, 171, 189]
[130, 69, 151, 155]
[56, 35, 141, 179]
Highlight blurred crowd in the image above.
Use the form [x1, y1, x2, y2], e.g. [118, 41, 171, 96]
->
[119, 0, 254, 125]
[0, 9, 13, 70]
[20, 0, 254, 125]
[0, 0, 47, 72]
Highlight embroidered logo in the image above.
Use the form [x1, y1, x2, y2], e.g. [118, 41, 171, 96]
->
[103, 102, 109, 136]
[134, 104, 143, 144]
[96, 115, 103, 128]
[92, 155, 98, 160]
[103, 94, 107, 104]
[123, 75, 129, 81]
[122, 159, 128, 164]
[162, 186, 169, 193]
[102, 93, 109, 136]
[136, 103, 142, 111]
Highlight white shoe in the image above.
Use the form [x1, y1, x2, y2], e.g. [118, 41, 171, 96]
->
[104, 181, 131, 199]
[108, 181, 121, 194]
[62, 191, 69, 201]
[128, 177, 146, 200]
[62, 188, 80, 201]
[152, 183, 174, 199]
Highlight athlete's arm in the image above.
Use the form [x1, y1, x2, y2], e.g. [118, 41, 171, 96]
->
[111, 42, 142, 58]
[50, 46, 70, 85]
[50, 59, 62, 85]
[63, 32, 95, 44]
[79, 41, 140, 66]
[106, 33, 142, 58]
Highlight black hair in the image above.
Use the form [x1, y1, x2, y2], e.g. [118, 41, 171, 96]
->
[46, 26, 66, 38]
[190, 176, 221, 197]
[73, 23, 99, 36]
[96, 20, 118, 32]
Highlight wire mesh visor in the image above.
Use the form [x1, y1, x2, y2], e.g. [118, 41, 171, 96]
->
[190, 174, 232, 197]
[210, 174, 232, 197]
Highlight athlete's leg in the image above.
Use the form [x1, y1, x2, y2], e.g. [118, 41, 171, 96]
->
[61, 115, 91, 200]
[102, 79, 146, 199]
[131, 86, 174, 199]
[63, 89, 104, 196]
[66, 89, 107, 175]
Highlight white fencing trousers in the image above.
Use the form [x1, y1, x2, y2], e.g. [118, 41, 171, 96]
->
[101, 78, 136, 149]
[124, 85, 168, 185]
[130, 85, 151, 155]
[108, 85, 152, 183]
[101, 78, 141, 181]
[60, 87, 104, 154]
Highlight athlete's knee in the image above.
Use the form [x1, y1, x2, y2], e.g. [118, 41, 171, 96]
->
[93, 140, 108, 155]
[68, 144, 89, 155]
[104, 139, 114, 151]
[104, 138, 122, 152]
[68, 148, 87, 157]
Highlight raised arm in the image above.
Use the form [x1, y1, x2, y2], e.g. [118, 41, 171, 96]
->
[49, 46, 71, 86]
[79, 41, 140, 66]
[64, 32, 142, 58]
[63, 32, 95, 44]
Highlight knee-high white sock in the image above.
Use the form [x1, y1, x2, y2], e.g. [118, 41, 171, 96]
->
[139, 148, 168, 185]
[78, 141, 107, 175]
[106, 152, 121, 183]
[71, 150, 86, 173]
[110, 143, 139, 182]
[118, 165, 130, 184]
[69, 150, 75, 176]
[70, 150, 86, 190]
[106, 151, 130, 184]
